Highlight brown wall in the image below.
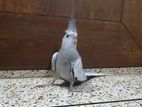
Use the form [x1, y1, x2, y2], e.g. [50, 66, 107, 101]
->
[0, 0, 142, 69]
[0, 0, 122, 21]
[122, 0, 142, 48]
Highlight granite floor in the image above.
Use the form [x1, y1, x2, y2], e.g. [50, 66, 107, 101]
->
[0, 67, 142, 107]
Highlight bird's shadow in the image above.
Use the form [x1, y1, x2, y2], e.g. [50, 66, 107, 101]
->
[55, 76, 98, 87]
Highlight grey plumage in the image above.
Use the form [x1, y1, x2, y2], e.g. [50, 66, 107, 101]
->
[66, 18, 77, 33]
[51, 19, 86, 91]
[51, 18, 107, 91]
[36, 18, 108, 91]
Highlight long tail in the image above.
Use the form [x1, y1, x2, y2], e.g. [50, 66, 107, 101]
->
[85, 72, 109, 77]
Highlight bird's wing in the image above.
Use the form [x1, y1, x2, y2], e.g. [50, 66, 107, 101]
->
[51, 52, 58, 71]
[71, 58, 87, 81]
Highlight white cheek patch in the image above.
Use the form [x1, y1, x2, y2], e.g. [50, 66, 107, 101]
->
[65, 30, 78, 37]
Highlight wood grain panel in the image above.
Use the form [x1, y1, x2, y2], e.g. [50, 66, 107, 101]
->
[0, 0, 38, 14]
[78, 19, 142, 67]
[0, 0, 122, 21]
[122, 0, 142, 48]
[0, 13, 142, 69]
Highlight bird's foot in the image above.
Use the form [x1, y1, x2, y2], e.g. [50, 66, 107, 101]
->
[68, 87, 74, 95]
[35, 84, 50, 88]
[35, 80, 54, 88]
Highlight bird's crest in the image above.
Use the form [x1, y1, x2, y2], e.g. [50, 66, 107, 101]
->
[66, 18, 77, 35]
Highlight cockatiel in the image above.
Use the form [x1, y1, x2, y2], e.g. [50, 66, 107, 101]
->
[36, 18, 107, 92]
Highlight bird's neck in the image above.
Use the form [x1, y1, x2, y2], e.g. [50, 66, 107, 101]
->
[61, 41, 76, 51]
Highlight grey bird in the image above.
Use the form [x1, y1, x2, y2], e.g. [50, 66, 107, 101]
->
[36, 18, 108, 91]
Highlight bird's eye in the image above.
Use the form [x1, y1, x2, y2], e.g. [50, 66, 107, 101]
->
[66, 35, 69, 38]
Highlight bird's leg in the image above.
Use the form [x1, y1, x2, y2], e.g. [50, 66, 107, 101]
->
[69, 80, 75, 95]
[35, 78, 56, 88]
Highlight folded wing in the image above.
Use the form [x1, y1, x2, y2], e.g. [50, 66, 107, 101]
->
[72, 58, 87, 81]
[51, 52, 58, 71]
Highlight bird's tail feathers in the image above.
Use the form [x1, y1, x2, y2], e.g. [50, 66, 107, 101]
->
[85, 72, 109, 77]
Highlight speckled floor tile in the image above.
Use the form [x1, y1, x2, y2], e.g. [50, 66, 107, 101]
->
[0, 73, 142, 107]
[78, 101, 142, 107]
[0, 67, 142, 79]
[0, 70, 48, 79]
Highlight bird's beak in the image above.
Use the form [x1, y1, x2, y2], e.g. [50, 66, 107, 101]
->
[74, 36, 78, 45]
[73, 34, 78, 40]
[76, 36, 78, 41]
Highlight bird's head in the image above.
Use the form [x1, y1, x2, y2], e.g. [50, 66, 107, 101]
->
[62, 18, 78, 48]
